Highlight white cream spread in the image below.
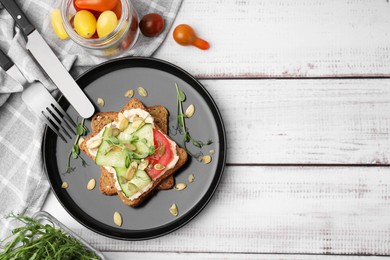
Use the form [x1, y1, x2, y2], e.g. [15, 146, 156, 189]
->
[86, 108, 179, 201]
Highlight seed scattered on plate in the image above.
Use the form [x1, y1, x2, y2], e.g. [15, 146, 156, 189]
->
[185, 104, 195, 118]
[97, 97, 105, 107]
[87, 179, 96, 190]
[169, 203, 178, 217]
[202, 155, 212, 164]
[174, 183, 187, 191]
[188, 174, 195, 183]
[137, 86, 148, 97]
[113, 211, 122, 226]
[124, 89, 134, 98]
[209, 149, 215, 155]
[61, 181, 68, 189]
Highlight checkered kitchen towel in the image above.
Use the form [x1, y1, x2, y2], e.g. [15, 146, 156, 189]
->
[0, 0, 182, 238]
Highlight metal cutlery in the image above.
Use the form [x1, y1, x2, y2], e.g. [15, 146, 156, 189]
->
[0, 48, 76, 143]
[0, 0, 95, 119]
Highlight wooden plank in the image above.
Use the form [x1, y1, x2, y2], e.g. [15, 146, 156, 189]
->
[155, 0, 390, 78]
[203, 79, 390, 164]
[104, 252, 384, 259]
[43, 166, 390, 255]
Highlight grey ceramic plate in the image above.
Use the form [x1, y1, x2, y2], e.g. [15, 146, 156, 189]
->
[43, 57, 226, 240]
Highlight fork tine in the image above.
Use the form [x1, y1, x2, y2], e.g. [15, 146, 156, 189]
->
[51, 102, 77, 128]
[43, 109, 72, 139]
[39, 113, 67, 143]
[48, 104, 76, 135]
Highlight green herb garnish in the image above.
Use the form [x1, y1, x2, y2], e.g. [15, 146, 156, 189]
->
[65, 118, 88, 174]
[0, 214, 100, 259]
[175, 83, 213, 157]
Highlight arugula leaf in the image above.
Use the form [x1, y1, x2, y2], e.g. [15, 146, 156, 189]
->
[0, 214, 100, 259]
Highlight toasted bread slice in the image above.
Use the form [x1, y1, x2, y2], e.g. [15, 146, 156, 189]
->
[83, 99, 175, 194]
[118, 146, 188, 207]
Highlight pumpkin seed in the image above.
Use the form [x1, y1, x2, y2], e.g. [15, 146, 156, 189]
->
[118, 112, 126, 122]
[157, 145, 166, 156]
[154, 163, 165, 170]
[188, 174, 195, 183]
[97, 98, 105, 107]
[174, 183, 187, 191]
[137, 86, 148, 97]
[132, 120, 145, 129]
[88, 138, 102, 149]
[125, 167, 136, 180]
[169, 203, 178, 217]
[130, 161, 138, 169]
[87, 179, 96, 190]
[78, 137, 85, 147]
[111, 127, 120, 137]
[118, 118, 129, 131]
[185, 104, 195, 118]
[124, 143, 136, 151]
[112, 146, 122, 152]
[124, 89, 134, 98]
[61, 181, 68, 189]
[138, 159, 149, 170]
[113, 211, 122, 226]
[202, 155, 212, 164]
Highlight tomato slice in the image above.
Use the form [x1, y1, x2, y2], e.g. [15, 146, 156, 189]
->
[146, 129, 173, 179]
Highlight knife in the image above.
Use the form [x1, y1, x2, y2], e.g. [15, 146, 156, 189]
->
[0, 0, 95, 118]
[0, 47, 76, 136]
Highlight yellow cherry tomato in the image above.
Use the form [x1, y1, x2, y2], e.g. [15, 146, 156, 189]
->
[74, 10, 96, 38]
[51, 9, 68, 40]
[97, 11, 118, 38]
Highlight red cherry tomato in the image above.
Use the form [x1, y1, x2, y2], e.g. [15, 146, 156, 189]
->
[74, 0, 119, 12]
[146, 129, 173, 179]
[139, 13, 164, 37]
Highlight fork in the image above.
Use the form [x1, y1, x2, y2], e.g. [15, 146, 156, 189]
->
[0, 48, 76, 143]
[21, 82, 77, 143]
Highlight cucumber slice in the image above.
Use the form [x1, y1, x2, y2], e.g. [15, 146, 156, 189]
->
[114, 167, 139, 198]
[130, 170, 152, 190]
[124, 124, 138, 134]
[96, 151, 127, 167]
[134, 141, 149, 155]
[96, 127, 127, 167]
[117, 132, 132, 143]
[133, 124, 154, 146]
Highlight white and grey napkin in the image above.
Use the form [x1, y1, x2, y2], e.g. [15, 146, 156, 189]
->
[0, 0, 182, 238]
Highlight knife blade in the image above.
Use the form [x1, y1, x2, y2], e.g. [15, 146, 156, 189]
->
[0, 0, 95, 118]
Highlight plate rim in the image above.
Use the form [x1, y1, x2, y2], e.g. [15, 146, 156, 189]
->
[42, 56, 227, 240]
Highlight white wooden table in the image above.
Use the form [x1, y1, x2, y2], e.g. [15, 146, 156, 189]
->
[43, 0, 390, 258]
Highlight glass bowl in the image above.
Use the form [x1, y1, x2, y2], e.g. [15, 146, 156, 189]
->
[32, 211, 106, 260]
[61, 0, 140, 57]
